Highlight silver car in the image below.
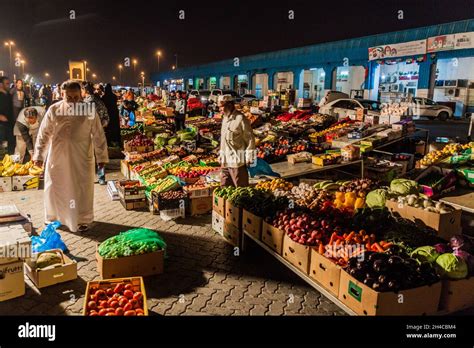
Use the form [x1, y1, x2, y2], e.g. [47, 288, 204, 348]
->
[412, 97, 453, 121]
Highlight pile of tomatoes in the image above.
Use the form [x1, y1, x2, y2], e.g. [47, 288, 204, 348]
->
[86, 282, 145, 316]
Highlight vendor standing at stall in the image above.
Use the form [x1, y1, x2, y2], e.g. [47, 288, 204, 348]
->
[33, 80, 109, 233]
[14, 106, 44, 163]
[218, 95, 256, 187]
[174, 91, 187, 131]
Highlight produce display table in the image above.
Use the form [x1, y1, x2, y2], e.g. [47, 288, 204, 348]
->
[374, 128, 429, 153]
[249, 159, 364, 184]
[440, 189, 474, 213]
[241, 230, 357, 316]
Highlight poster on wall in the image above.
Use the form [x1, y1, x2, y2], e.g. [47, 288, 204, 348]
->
[427, 34, 455, 52]
[368, 40, 426, 60]
[454, 32, 474, 50]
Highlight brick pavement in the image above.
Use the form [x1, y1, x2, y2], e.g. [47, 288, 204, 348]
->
[0, 160, 347, 316]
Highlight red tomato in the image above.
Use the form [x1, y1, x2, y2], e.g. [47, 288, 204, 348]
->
[90, 294, 97, 302]
[119, 299, 128, 307]
[124, 284, 133, 291]
[129, 299, 138, 307]
[99, 300, 108, 308]
[123, 290, 134, 299]
[137, 313, 144, 316]
[106, 288, 114, 297]
[135, 309, 144, 315]
[133, 303, 141, 310]
[114, 283, 125, 294]
[89, 288, 97, 295]
[123, 303, 133, 312]
[106, 308, 115, 313]
[112, 293, 120, 299]
[87, 301, 97, 310]
[124, 310, 136, 316]
[89, 312, 99, 316]
[95, 290, 106, 300]
[118, 296, 127, 302]
[105, 313, 116, 316]
[133, 292, 143, 301]
[98, 309, 107, 316]
[115, 307, 124, 316]
[110, 301, 119, 309]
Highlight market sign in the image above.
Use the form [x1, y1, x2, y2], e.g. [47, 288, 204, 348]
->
[427, 34, 455, 52]
[368, 40, 426, 61]
[427, 32, 474, 52]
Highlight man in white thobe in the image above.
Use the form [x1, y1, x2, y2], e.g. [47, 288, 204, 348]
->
[33, 80, 109, 233]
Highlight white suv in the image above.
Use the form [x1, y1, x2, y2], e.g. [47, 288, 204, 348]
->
[412, 97, 453, 121]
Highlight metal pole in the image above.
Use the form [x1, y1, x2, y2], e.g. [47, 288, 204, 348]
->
[9, 45, 12, 77]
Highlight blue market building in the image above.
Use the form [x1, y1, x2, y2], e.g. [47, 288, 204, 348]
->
[151, 19, 474, 116]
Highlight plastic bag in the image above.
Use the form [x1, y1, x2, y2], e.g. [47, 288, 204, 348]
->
[247, 158, 281, 178]
[98, 228, 167, 258]
[31, 221, 67, 253]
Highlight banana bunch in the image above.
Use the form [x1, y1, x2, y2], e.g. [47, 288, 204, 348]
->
[14, 161, 33, 175]
[29, 165, 44, 176]
[312, 180, 343, 191]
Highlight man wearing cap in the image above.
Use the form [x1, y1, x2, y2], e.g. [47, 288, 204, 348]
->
[218, 94, 256, 187]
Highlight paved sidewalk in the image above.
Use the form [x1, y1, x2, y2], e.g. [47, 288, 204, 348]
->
[0, 163, 345, 316]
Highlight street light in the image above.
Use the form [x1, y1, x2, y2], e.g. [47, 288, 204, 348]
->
[4, 41, 14, 76]
[156, 50, 161, 72]
[20, 60, 25, 76]
[92, 73, 97, 80]
[140, 71, 145, 95]
[172, 65, 176, 70]
[112, 76, 116, 82]
[132, 59, 137, 73]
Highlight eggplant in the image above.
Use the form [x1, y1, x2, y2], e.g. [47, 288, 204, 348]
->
[388, 256, 403, 266]
[372, 281, 382, 291]
[369, 253, 389, 263]
[372, 259, 388, 273]
[349, 268, 365, 281]
[364, 277, 376, 288]
[388, 280, 401, 292]
[347, 258, 359, 269]
[378, 274, 389, 285]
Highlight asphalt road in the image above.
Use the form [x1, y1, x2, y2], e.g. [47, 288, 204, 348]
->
[414, 118, 472, 141]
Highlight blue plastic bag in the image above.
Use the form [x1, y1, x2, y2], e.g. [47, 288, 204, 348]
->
[247, 158, 281, 178]
[128, 111, 136, 127]
[31, 221, 67, 253]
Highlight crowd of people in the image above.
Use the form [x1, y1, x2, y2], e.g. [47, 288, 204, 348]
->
[0, 77, 255, 233]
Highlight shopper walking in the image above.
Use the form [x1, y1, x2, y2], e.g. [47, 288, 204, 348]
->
[174, 90, 186, 131]
[14, 106, 44, 163]
[10, 79, 27, 121]
[101, 83, 121, 147]
[0, 76, 15, 153]
[218, 95, 256, 187]
[33, 80, 109, 233]
[82, 81, 109, 185]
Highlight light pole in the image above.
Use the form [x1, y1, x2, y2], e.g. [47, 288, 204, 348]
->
[156, 51, 161, 72]
[15, 53, 21, 77]
[21, 60, 25, 77]
[84, 60, 87, 80]
[172, 65, 176, 70]
[112, 76, 116, 84]
[118, 64, 123, 84]
[133, 59, 137, 74]
[174, 53, 178, 69]
[44, 72, 50, 83]
[4, 41, 14, 76]
[92, 73, 97, 81]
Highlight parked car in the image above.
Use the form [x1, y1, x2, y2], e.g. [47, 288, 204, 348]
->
[319, 98, 381, 118]
[240, 94, 258, 104]
[318, 90, 350, 107]
[209, 89, 223, 103]
[411, 97, 453, 121]
[188, 89, 211, 103]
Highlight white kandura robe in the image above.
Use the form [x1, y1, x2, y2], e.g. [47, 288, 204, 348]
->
[33, 101, 109, 232]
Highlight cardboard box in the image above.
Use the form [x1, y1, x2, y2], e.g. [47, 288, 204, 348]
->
[223, 221, 240, 247]
[439, 277, 474, 313]
[282, 234, 311, 274]
[25, 249, 77, 288]
[0, 222, 32, 265]
[190, 196, 212, 216]
[96, 245, 164, 279]
[364, 115, 379, 126]
[120, 160, 130, 179]
[385, 200, 462, 240]
[338, 270, 441, 316]
[159, 207, 185, 221]
[212, 191, 225, 217]
[124, 143, 154, 153]
[212, 211, 224, 236]
[0, 177, 12, 192]
[225, 201, 242, 228]
[261, 221, 285, 254]
[12, 176, 39, 191]
[117, 180, 146, 201]
[416, 166, 457, 198]
[0, 260, 25, 302]
[309, 250, 342, 297]
[379, 115, 390, 125]
[242, 209, 262, 240]
[83, 276, 148, 315]
[120, 198, 147, 211]
[183, 185, 211, 199]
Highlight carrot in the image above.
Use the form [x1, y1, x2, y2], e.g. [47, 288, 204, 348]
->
[373, 242, 384, 253]
[329, 232, 338, 245]
[366, 242, 371, 251]
[354, 236, 362, 244]
[345, 232, 355, 242]
[359, 229, 366, 235]
[379, 241, 386, 247]
[343, 233, 348, 239]
[382, 242, 393, 250]
[318, 243, 325, 254]
[335, 239, 342, 246]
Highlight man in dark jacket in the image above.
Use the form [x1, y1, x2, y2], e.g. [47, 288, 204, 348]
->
[0, 76, 14, 153]
[10, 79, 27, 120]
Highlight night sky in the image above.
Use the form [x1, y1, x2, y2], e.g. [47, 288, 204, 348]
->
[0, 0, 473, 85]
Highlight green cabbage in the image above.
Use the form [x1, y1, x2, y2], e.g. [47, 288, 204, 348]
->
[390, 179, 419, 195]
[436, 253, 468, 279]
[366, 189, 388, 208]
[410, 246, 440, 264]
